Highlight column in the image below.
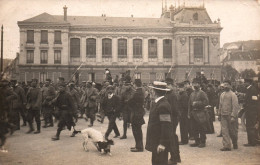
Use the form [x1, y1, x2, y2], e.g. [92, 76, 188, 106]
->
[48, 30, 54, 64]
[34, 30, 40, 64]
[112, 37, 117, 64]
[204, 37, 209, 63]
[172, 38, 176, 65]
[143, 38, 148, 64]
[190, 37, 194, 64]
[158, 38, 163, 64]
[81, 37, 86, 62]
[61, 29, 69, 65]
[128, 37, 133, 64]
[96, 37, 102, 63]
[19, 29, 26, 64]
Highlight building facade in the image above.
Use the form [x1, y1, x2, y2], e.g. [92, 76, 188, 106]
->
[223, 50, 260, 74]
[17, 5, 222, 84]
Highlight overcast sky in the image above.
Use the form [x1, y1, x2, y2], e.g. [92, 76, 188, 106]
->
[0, 0, 260, 59]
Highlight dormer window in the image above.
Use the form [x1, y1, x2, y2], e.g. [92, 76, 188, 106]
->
[193, 13, 198, 21]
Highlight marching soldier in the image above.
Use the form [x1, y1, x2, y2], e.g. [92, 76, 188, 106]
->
[120, 75, 135, 139]
[42, 79, 56, 128]
[52, 82, 77, 140]
[243, 78, 259, 147]
[68, 81, 80, 116]
[83, 81, 98, 127]
[178, 82, 190, 145]
[26, 79, 42, 134]
[10, 80, 27, 129]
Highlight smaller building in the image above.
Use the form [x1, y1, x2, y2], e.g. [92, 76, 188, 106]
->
[223, 50, 260, 73]
[2, 53, 20, 80]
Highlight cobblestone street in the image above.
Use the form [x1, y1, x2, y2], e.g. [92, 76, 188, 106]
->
[0, 114, 260, 165]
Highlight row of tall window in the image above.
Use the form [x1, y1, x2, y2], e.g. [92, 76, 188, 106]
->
[27, 30, 62, 44]
[26, 50, 61, 64]
[70, 38, 173, 58]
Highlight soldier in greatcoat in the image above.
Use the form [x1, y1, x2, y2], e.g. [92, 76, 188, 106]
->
[129, 79, 145, 152]
[83, 81, 98, 127]
[26, 79, 42, 134]
[0, 79, 17, 151]
[243, 78, 259, 147]
[188, 80, 209, 148]
[119, 75, 135, 139]
[52, 82, 77, 140]
[165, 78, 181, 165]
[10, 80, 27, 129]
[146, 81, 175, 165]
[42, 79, 56, 128]
[178, 82, 189, 145]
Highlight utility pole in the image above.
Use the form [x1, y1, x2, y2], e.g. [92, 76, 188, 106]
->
[1, 25, 3, 73]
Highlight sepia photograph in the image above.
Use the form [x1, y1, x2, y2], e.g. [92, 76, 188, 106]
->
[0, 0, 260, 164]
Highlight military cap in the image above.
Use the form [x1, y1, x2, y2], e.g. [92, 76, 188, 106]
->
[106, 85, 114, 91]
[31, 78, 38, 83]
[165, 77, 174, 85]
[58, 82, 66, 87]
[10, 79, 17, 83]
[178, 82, 185, 88]
[244, 78, 253, 84]
[134, 79, 142, 87]
[58, 77, 65, 81]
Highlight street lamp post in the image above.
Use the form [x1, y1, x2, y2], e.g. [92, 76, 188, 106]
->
[1, 25, 3, 73]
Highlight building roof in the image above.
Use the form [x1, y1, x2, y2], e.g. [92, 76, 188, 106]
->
[20, 12, 172, 28]
[223, 50, 260, 62]
[223, 40, 260, 51]
[173, 7, 212, 24]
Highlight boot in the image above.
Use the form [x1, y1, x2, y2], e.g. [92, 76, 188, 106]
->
[120, 135, 127, 139]
[26, 123, 35, 134]
[34, 123, 41, 134]
[52, 131, 61, 141]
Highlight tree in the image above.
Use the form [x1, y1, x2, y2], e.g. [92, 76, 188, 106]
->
[221, 64, 239, 82]
[240, 69, 256, 79]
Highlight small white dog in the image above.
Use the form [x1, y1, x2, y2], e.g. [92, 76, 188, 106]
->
[72, 128, 114, 155]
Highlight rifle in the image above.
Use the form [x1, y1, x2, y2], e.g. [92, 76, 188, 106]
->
[165, 65, 173, 78]
[68, 62, 85, 84]
[187, 65, 194, 80]
[131, 65, 138, 80]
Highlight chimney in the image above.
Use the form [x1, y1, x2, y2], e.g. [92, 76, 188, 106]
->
[63, 5, 68, 21]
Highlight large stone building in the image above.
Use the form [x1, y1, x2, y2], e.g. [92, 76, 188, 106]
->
[17, 4, 222, 84]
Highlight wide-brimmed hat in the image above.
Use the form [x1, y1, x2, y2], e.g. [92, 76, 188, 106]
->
[149, 81, 170, 91]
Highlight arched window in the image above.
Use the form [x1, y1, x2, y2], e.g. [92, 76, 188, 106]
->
[148, 39, 157, 58]
[193, 13, 198, 21]
[194, 39, 203, 59]
[102, 38, 112, 58]
[133, 39, 142, 58]
[163, 39, 172, 58]
[70, 38, 80, 57]
[86, 38, 96, 57]
[118, 39, 127, 58]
